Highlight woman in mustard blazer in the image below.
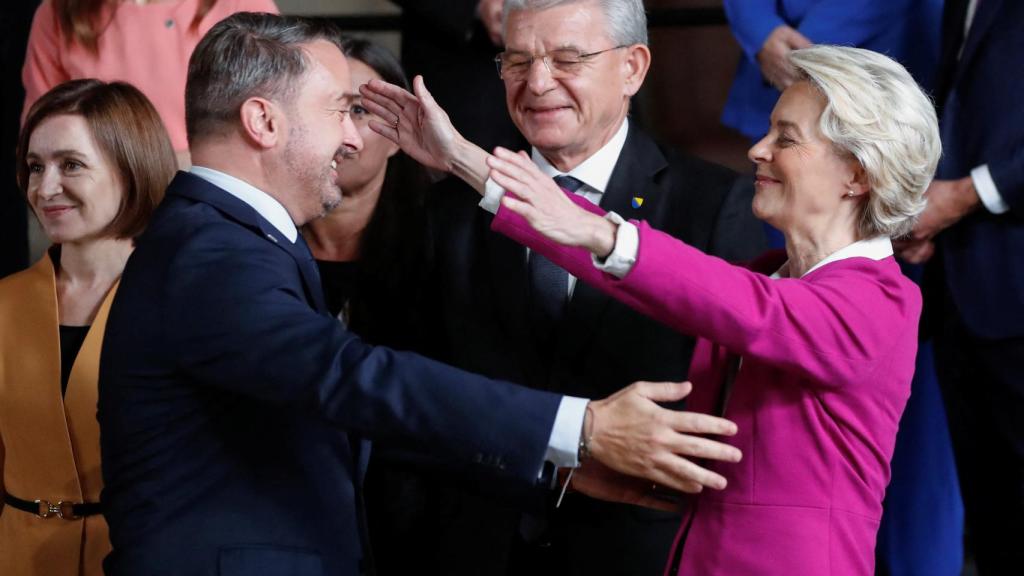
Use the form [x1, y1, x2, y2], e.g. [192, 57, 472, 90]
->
[0, 79, 175, 576]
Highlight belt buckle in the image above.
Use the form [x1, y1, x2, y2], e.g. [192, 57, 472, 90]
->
[34, 500, 79, 520]
[35, 499, 58, 519]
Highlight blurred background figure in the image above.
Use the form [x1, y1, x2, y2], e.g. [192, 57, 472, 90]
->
[722, 4, 964, 575]
[900, 1, 1024, 572]
[0, 79, 175, 576]
[389, 0, 524, 153]
[19, 0, 279, 275]
[299, 36, 439, 576]
[22, 0, 279, 169]
[721, 0, 943, 141]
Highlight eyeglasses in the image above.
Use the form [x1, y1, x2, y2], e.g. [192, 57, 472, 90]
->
[494, 45, 629, 80]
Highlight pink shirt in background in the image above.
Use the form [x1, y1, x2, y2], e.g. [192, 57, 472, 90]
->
[22, 0, 279, 152]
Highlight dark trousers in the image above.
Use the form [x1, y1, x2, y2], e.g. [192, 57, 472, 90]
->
[935, 298, 1024, 574]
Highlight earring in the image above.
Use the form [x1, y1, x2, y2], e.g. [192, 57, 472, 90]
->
[846, 190, 855, 197]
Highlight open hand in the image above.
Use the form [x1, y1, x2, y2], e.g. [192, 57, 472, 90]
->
[360, 76, 461, 173]
[487, 147, 617, 256]
[586, 381, 741, 494]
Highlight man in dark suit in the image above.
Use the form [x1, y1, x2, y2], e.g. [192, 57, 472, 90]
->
[898, 0, 1024, 571]
[364, 1, 764, 574]
[98, 13, 743, 576]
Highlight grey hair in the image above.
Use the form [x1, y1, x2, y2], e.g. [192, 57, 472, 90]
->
[788, 45, 941, 239]
[185, 12, 342, 143]
[502, 0, 648, 46]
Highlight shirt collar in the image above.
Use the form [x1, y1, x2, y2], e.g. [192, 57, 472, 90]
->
[190, 166, 298, 243]
[772, 235, 894, 279]
[531, 118, 630, 195]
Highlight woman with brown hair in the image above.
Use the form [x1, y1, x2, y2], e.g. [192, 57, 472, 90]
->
[0, 79, 176, 576]
[22, 0, 279, 167]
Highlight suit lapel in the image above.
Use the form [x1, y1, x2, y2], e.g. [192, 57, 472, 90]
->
[557, 125, 669, 361]
[4, 254, 84, 499]
[954, 0, 1003, 88]
[64, 280, 119, 499]
[169, 172, 329, 315]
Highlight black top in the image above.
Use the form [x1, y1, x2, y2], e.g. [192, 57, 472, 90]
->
[59, 324, 90, 396]
[315, 259, 360, 320]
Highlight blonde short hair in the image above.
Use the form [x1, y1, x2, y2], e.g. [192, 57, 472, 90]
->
[789, 46, 941, 238]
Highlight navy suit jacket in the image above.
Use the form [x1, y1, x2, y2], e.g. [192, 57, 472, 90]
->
[936, 0, 1024, 338]
[98, 172, 562, 576]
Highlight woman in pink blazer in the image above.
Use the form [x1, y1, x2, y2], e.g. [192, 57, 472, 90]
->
[362, 45, 941, 575]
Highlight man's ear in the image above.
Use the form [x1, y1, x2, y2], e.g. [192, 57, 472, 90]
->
[622, 43, 651, 98]
[239, 97, 283, 149]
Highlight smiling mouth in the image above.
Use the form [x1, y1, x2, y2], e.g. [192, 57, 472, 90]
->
[526, 105, 571, 116]
[41, 205, 75, 216]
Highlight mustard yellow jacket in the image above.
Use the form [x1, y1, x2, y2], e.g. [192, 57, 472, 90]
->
[0, 253, 116, 576]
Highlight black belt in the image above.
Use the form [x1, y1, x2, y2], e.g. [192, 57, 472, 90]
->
[4, 493, 101, 519]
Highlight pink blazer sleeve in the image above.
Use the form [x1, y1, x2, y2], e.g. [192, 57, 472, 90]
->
[491, 192, 921, 389]
[21, 1, 68, 125]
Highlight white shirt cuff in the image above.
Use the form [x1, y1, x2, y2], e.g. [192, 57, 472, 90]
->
[479, 177, 505, 214]
[971, 165, 1009, 214]
[544, 395, 589, 469]
[591, 211, 638, 279]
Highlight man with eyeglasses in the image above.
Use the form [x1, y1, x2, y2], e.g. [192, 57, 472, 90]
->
[374, 1, 765, 575]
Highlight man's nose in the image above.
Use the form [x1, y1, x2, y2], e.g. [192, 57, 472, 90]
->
[341, 114, 363, 154]
[526, 56, 557, 94]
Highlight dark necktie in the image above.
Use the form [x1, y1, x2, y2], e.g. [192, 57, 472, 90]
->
[528, 175, 584, 336]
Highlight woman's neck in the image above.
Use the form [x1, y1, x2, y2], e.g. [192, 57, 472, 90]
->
[58, 237, 134, 286]
[783, 224, 861, 278]
[303, 178, 383, 262]
[55, 237, 134, 325]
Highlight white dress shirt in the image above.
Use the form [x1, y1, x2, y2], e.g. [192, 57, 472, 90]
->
[480, 118, 638, 290]
[961, 0, 1008, 215]
[191, 166, 589, 470]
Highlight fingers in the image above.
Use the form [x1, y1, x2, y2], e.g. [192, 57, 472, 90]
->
[631, 380, 693, 403]
[650, 454, 730, 492]
[359, 93, 403, 127]
[667, 410, 739, 437]
[783, 26, 813, 49]
[487, 157, 534, 197]
[663, 430, 742, 463]
[898, 239, 935, 264]
[487, 149, 543, 195]
[412, 75, 439, 112]
[360, 79, 419, 124]
[499, 193, 534, 220]
[367, 119, 398, 143]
